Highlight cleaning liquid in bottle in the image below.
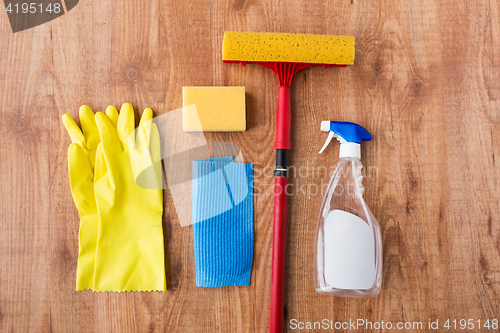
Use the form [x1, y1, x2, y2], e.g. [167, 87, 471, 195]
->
[314, 121, 382, 297]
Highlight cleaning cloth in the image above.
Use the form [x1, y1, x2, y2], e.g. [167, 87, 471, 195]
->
[192, 157, 254, 287]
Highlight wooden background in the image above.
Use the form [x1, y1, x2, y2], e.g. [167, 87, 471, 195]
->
[1, 0, 500, 332]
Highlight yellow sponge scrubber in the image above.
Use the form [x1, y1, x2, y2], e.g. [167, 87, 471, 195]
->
[183, 86, 246, 132]
[222, 32, 355, 65]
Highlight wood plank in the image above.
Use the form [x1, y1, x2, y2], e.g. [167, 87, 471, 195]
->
[159, 1, 216, 332]
[440, 0, 500, 322]
[0, 19, 54, 333]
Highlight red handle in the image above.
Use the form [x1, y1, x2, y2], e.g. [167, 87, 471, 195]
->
[270, 176, 288, 333]
[275, 86, 291, 150]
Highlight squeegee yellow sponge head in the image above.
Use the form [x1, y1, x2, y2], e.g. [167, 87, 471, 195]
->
[223, 32, 355, 65]
[183, 86, 246, 132]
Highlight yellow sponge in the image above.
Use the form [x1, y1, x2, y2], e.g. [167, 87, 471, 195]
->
[183, 86, 246, 132]
[223, 32, 355, 65]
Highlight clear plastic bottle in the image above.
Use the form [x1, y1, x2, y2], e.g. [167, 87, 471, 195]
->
[314, 121, 382, 297]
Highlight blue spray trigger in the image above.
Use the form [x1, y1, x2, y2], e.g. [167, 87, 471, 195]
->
[319, 121, 372, 154]
[327, 121, 372, 143]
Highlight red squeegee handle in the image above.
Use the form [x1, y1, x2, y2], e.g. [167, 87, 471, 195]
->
[270, 85, 291, 333]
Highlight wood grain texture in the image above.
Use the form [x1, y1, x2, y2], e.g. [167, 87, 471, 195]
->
[1, 0, 500, 332]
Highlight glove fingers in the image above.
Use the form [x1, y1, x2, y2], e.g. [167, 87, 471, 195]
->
[138, 108, 153, 146]
[95, 112, 122, 172]
[79, 105, 100, 150]
[68, 143, 96, 215]
[136, 108, 153, 151]
[117, 103, 135, 146]
[106, 105, 119, 127]
[62, 114, 86, 147]
[139, 108, 153, 125]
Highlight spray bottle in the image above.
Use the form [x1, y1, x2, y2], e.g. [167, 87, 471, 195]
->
[314, 121, 382, 297]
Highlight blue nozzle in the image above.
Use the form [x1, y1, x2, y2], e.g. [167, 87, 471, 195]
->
[327, 121, 372, 143]
[319, 121, 372, 155]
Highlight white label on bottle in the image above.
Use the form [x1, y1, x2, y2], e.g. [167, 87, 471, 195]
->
[324, 210, 375, 290]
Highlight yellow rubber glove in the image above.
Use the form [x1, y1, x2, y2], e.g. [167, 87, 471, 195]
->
[62, 105, 116, 291]
[93, 103, 166, 292]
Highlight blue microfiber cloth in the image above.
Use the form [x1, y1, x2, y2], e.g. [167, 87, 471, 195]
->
[192, 157, 254, 287]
